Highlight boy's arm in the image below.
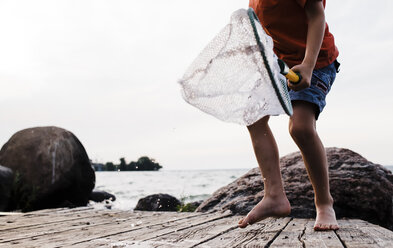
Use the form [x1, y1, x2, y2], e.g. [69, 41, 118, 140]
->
[288, 0, 325, 91]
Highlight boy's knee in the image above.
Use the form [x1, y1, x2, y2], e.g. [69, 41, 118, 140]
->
[289, 121, 316, 144]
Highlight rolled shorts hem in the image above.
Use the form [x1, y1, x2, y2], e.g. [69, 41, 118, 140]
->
[288, 62, 337, 119]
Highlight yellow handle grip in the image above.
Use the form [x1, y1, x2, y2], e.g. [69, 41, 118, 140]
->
[277, 59, 301, 84]
[285, 69, 301, 84]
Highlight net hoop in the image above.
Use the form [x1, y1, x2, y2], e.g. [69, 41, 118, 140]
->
[247, 8, 292, 116]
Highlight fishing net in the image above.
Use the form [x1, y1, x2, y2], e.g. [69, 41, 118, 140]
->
[179, 8, 292, 126]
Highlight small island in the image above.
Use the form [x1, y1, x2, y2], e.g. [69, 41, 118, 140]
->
[92, 156, 162, 171]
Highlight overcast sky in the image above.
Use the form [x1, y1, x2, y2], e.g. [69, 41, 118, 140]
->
[0, 0, 392, 170]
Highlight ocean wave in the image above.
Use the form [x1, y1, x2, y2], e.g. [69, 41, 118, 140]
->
[93, 169, 249, 210]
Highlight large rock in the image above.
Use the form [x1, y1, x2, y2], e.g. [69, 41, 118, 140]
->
[89, 190, 116, 203]
[196, 148, 393, 230]
[0, 126, 95, 211]
[135, 193, 181, 211]
[0, 165, 14, 211]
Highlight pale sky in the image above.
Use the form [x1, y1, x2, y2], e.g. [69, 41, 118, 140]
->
[0, 0, 392, 170]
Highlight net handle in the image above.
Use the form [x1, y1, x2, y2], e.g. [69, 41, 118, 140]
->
[277, 59, 302, 84]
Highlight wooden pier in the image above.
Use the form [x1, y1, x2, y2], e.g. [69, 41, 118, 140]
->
[1, 207, 393, 247]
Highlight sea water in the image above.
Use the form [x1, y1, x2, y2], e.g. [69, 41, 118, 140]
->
[91, 166, 393, 210]
[91, 169, 250, 210]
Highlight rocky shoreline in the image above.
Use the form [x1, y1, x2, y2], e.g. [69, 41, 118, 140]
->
[1, 126, 392, 231]
[196, 148, 393, 231]
[132, 148, 393, 231]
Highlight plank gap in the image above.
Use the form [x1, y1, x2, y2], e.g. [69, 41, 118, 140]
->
[298, 224, 306, 248]
[334, 229, 348, 248]
[189, 224, 238, 248]
[264, 217, 293, 248]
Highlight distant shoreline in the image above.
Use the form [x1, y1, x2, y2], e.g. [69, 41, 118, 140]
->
[94, 168, 252, 172]
[93, 166, 393, 172]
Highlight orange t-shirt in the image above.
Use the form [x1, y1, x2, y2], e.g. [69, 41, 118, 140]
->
[249, 0, 338, 69]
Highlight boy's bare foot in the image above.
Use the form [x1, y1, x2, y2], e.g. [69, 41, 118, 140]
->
[238, 195, 291, 228]
[314, 204, 339, 231]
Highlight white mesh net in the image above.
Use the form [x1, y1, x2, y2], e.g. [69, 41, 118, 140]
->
[179, 9, 292, 126]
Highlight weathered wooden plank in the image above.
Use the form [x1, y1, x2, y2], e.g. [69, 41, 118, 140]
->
[0, 211, 199, 247]
[0, 208, 124, 231]
[29, 206, 95, 215]
[301, 219, 343, 248]
[335, 227, 379, 247]
[116, 215, 240, 248]
[270, 218, 345, 248]
[0, 206, 94, 224]
[0, 210, 144, 242]
[0, 211, 211, 248]
[0, 209, 156, 232]
[361, 224, 393, 247]
[19, 206, 95, 217]
[193, 217, 292, 248]
[33, 207, 69, 213]
[336, 219, 393, 248]
[0, 212, 23, 216]
[68, 212, 232, 248]
[51, 206, 95, 213]
[268, 218, 305, 248]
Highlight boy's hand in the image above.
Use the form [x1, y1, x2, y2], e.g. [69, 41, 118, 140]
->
[288, 0, 325, 92]
[287, 63, 313, 91]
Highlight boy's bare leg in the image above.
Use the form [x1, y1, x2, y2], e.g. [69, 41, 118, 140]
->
[238, 116, 291, 228]
[289, 101, 339, 231]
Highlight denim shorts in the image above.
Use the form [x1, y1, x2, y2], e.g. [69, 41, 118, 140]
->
[289, 61, 339, 119]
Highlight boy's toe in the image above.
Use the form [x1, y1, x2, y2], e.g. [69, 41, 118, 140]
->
[322, 224, 331, 230]
[238, 217, 249, 228]
[314, 223, 328, 231]
[314, 223, 339, 231]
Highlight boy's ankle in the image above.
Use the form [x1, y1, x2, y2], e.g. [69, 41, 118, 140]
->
[315, 195, 334, 208]
[264, 190, 288, 200]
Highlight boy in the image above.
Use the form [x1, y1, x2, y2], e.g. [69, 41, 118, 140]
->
[238, 0, 340, 231]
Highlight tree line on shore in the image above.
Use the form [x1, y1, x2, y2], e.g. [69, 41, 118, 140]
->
[92, 156, 162, 171]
